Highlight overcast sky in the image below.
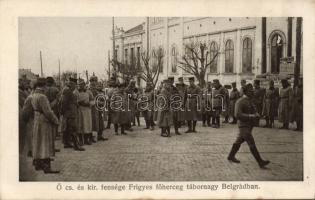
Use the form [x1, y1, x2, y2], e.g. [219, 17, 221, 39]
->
[19, 17, 145, 80]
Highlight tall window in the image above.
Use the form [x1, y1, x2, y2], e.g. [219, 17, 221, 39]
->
[225, 40, 234, 73]
[151, 48, 157, 72]
[137, 47, 141, 69]
[130, 48, 134, 65]
[242, 37, 252, 73]
[271, 34, 283, 73]
[171, 45, 178, 73]
[209, 41, 219, 73]
[124, 49, 128, 64]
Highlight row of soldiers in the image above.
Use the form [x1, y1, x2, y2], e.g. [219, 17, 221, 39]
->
[19, 75, 107, 174]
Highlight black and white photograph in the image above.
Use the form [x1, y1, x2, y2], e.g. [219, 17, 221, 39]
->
[18, 16, 303, 181]
[1, 0, 315, 199]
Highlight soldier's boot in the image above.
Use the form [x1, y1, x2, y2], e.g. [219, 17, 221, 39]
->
[223, 116, 229, 123]
[98, 131, 107, 141]
[42, 158, 60, 174]
[280, 123, 289, 129]
[84, 134, 91, 145]
[263, 118, 270, 128]
[206, 116, 211, 126]
[227, 144, 241, 163]
[136, 116, 140, 126]
[72, 135, 85, 151]
[249, 146, 270, 169]
[230, 117, 237, 124]
[121, 125, 127, 135]
[166, 127, 171, 137]
[33, 159, 42, 171]
[90, 133, 97, 143]
[295, 120, 303, 131]
[185, 121, 192, 133]
[192, 121, 197, 133]
[174, 122, 181, 135]
[270, 118, 274, 128]
[114, 124, 119, 135]
[202, 114, 206, 127]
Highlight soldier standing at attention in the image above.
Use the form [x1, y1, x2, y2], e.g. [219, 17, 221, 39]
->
[142, 82, 155, 130]
[262, 80, 279, 128]
[291, 78, 303, 131]
[278, 79, 293, 129]
[175, 77, 187, 127]
[157, 79, 173, 137]
[77, 79, 94, 145]
[185, 77, 201, 133]
[229, 82, 240, 124]
[31, 78, 60, 173]
[168, 76, 181, 135]
[253, 80, 265, 127]
[212, 79, 226, 128]
[60, 77, 85, 151]
[239, 79, 246, 97]
[227, 83, 270, 169]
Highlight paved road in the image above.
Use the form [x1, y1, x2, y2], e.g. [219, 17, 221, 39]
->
[20, 119, 303, 181]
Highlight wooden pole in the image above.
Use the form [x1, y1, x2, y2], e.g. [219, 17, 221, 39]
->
[108, 50, 111, 80]
[112, 17, 116, 74]
[40, 51, 43, 77]
[294, 17, 302, 87]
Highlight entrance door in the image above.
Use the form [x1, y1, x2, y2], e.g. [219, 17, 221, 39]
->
[271, 34, 283, 73]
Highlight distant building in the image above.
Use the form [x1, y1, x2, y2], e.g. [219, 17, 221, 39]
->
[112, 17, 303, 87]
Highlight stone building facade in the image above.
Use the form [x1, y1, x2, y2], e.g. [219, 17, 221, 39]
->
[112, 17, 302, 87]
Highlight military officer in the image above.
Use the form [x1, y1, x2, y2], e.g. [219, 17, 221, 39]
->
[185, 77, 201, 133]
[227, 83, 270, 169]
[212, 79, 226, 128]
[278, 79, 293, 129]
[229, 82, 240, 124]
[142, 82, 155, 130]
[262, 80, 279, 128]
[253, 79, 265, 126]
[175, 77, 187, 127]
[168, 76, 181, 135]
[291, 78, 303, 131]
[239, 79, 246, 97]
[60, 77, 85, 151]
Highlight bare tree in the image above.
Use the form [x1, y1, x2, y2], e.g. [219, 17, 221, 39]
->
[138, 47, 164, 88]
[178, 41, 220, 88]
[110, 59, 139, 84]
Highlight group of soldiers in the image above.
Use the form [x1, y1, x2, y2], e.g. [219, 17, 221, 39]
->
[19, 73, 303, 173]
[19, 75, 107, 174]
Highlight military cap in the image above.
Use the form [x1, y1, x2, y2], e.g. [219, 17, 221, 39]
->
[90, 76, 98, 82]
[254, 79, 260, 84]
[241, 79, 246, 84]
[231, 82, 236, 86]
[213, 79, 220, 83]
[35, 77, 47, 87]
[69, 77, 77, 83]
[46, 76, 55, 84]
[78, 79, 85, 85]
[188, 77, 195, 81]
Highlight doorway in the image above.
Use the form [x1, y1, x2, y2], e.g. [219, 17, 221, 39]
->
[270, 34, 283, 73]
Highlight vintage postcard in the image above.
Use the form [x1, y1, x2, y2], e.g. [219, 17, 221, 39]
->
[0, 0, 314, 199]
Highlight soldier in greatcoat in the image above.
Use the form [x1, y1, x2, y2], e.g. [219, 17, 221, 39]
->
[290, 78, 303, 131]
[175, 77, 187, 127]
[77, 79, 94, 145]
[278, 79, 293, 129]
[202, 81, 213, 127]
[19, 78, 28, 153]
[239, 79, 246, 97]
[45, 77, 60, 153]
[111, 83, 129, 135]
[262, 80, 279, 128]
[157, 79, 173, 137]
[96, 82, 107, 140]
[31, 78, 60, 173]
[212, 79, 226, 128]
[142, 82, 155, 130]
[222, 85, 230, 123]
[124, 80, 136, 131]
[168, 76, 181, 135]
[229, 82, 240, 124]
[227, 83, 270, 169]
[185, 77, 201, 133]
[60, 77, 85, 151]
[252, 80, 265, 127]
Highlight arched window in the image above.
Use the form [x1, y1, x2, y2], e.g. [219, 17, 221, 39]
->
[209, 41, 219, 73]
[242, 37, 252, 73]
[225, 40, 234, 73]
[171, 45, 178, 73]
[271, 34, 283, 73]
